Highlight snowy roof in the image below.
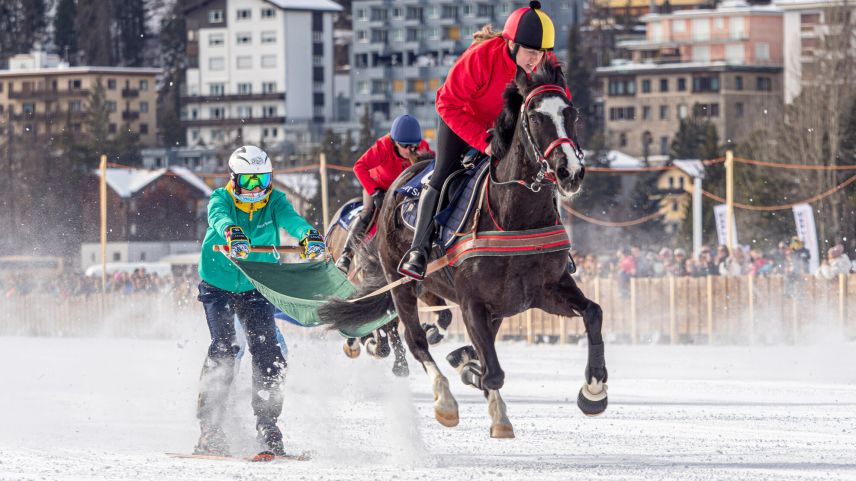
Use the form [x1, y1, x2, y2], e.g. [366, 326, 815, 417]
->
[96, 167, 212, 198]
[274, 173, 319, 200]
[264, 0, 343, 12]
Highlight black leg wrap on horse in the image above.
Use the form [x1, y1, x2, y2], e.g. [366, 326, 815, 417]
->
[446, 346, 483, 390]
[436, 309, 453, 330]
[422, 322, 445, 345]
[585, 342, 608, 384]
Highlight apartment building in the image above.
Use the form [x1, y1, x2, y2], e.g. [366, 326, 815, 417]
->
[182, 0, 341, 151]
[351, 1, 577, 143]
[597, 1, 784, 158]
[0, 52, 159, 146]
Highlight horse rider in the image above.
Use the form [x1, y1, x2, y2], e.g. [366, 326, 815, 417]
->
[336, 114, 434, 273]
[397, 1, 565, 280]
[195, 145, 326, 457]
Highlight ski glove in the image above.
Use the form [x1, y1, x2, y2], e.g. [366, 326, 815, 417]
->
[370, 189, 385, 212]
[225, 225, 250, 259]
[300, 229, 326, 260]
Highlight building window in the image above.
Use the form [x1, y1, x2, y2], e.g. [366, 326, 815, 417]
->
[735, 102, 744, 117]
[726, 43, 744, 63]
[209, 57, 225, 71]
[356, 8, 367, 21]
[236, 32, 251, 44]
[107, 79, 117, 90]
[261, 55, 276, 68]
[236, 9, 251, 20]
[140, 101, 148, 113]
[139, 79, 148, 91]
[140, 123, 148, 134]
[314, 105, 324, 118]
[730, 17, 744, 39]
[692, 18, 710, 41]
[406, 6, 422, 20]
[673, 20, 686, 33]
[237, 83, 252, 94]
[260, 31, 276, 44]
[22, 102, 35, 113]
[69, 100, 82, 112]
[210, 107, 225, 119]
[608, 78, 636, 96]
[209, 9, 223, 23]
[756, 76, 772, 91]
[261, 8, 275, 19]
[695, 103, 720, 117]
[313, 55, 324, 67]
[692, 76, 720, 92]
[619, 133, 627, 147]
[237, 105, 252, 118]
[735, 76, 743, 91]
[755, 42, 770, 61]
[442, 5, 458, 18]
[191, 129, 199, 141]
[237, 56, 252, 69]
[262, 82, 276, 93]
[660, 136, 669, 155]
[357, 81, 369, 95]
[678, 104, 688, 119]
[313, 81, 324, 93]
[68, 79, 82, 90]
[356, 30, 368, 42]
[463, 4, 474, 16]
[209, 83, 224, 96]
[677, 78, 686, 91]
[641, 79, 651, 93]
[371, 29, 387, 42]
[370, 8, 388, 21]
[659, 105, 668, 120]
[109, 123, 117, 134]
[392, 7, 403, 19]
[642, 106, 652, 120]
[209, 33, 224, 46]
[659, 78, 668, 92]
[105, 100, 117, 112]
[263, 105, 277, 117]
[477, 4, 494, 17]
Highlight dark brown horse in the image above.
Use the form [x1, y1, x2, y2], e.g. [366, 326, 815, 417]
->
[320, 61, 607, 438]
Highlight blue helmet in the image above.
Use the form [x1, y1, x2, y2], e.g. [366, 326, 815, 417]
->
[389, 114, 422, 145]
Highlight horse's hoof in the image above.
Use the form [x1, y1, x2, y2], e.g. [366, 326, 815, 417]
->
[577, 382, 608, 416]
[490, 424, 515, 439]
[422, 323, 445, 345]
[434, 407, 459, 427]
[392, 360, 409, 378]
[343, 339, 360, 359]
[367, 337, 390, 359]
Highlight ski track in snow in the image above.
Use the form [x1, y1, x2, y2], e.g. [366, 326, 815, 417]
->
[1, 333, 855, 481]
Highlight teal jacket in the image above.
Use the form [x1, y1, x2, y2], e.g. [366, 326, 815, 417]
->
[199, 188, 315, 293]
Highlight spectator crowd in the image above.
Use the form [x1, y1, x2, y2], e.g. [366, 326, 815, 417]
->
[2, 268, 200, 300]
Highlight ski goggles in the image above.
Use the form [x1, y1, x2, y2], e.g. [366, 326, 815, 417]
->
[237, 173, 272, 191]
[396, 142, 419, 152]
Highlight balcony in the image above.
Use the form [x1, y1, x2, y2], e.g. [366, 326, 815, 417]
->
[122, 88, 140, 98]
[122, 111, 140, 121]
[8, 89, 91, 99]
[181, 92, 286, 103]
[9, 111, 86, 122]
[181, 116, 286, 127]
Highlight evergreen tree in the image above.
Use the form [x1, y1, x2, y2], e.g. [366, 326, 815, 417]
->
[669, 105, 718, 160]
[566, 24, 595, 142]
[357, 107, 375, 154]
[157, 1, 187, 146]
[0, 0, 49, 65]
[114, 0, 147, 67]
[76, 0, 115, 66]
[54, 0, 78, 64]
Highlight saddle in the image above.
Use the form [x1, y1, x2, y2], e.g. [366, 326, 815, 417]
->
[396, 149, 491, 249]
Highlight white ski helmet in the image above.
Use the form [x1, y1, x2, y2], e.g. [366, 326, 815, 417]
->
[228, 145, 273, 203]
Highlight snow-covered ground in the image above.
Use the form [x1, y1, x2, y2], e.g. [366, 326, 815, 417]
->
[1, 331, 855, 481]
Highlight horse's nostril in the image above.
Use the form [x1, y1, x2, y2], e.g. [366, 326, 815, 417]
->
[578, 167, 586, 180]
[557, 166, 570, 179]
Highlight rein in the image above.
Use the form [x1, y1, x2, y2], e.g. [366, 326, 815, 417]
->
[490, 84, 585, 193]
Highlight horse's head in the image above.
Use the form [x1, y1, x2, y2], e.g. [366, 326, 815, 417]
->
[491, 60, 585, 197]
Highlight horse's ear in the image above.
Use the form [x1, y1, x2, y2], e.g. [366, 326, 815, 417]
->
[490, 83, 523, 160]
[513, 66, 534, 96]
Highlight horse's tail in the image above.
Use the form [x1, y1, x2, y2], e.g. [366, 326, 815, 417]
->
[318, 245, 395, 334]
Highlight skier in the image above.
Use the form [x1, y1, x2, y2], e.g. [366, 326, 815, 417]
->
[194, 145, 325, 457]
[336, 114, 434, 272]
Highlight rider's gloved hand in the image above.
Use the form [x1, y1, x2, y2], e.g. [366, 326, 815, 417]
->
[371, 189, 385, 212]
[225, 225, 250, 259]
[300, 229, 326, 260]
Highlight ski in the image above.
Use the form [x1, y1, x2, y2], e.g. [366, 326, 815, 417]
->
[167, 451, 310, 462]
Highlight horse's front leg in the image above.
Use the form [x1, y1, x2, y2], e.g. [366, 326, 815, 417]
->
[538, 274, 609, 416]
[460, 301, 514, 438]
[386, 319, 409, 377]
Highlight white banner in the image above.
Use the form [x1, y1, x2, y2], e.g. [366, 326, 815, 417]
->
[792, 203, 820, 273]
[713, 204, 738, 247]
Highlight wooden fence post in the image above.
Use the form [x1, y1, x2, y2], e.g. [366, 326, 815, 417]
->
[525, 309, 534, 344]
[839, 274, 847, 335]
[630, 278, 638, 344]
[669, 276, 677, 344]
[559, 316, 567, 344]
[706, 275, 714, 345]
[747, 274, 755, 345]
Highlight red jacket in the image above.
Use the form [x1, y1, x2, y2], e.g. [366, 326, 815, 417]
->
[353, 135, 434, 193]
[436, 36, 517, 153]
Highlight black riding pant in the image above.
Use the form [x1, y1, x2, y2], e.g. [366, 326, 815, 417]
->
[196, 281, 286, 426]
[428, 119, 472, 191]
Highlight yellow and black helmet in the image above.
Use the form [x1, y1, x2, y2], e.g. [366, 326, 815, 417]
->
[502, 1, 555, 51]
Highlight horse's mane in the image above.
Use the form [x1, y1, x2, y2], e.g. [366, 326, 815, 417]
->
[489, 59, 568, 161]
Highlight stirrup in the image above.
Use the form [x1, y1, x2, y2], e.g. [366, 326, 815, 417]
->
[335, 253, 351, 273]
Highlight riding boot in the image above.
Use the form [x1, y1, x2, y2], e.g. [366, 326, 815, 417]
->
[397, 185, 440, 280]
[336, 216, 369, 273]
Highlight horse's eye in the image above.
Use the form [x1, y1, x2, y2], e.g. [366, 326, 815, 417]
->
[528, 114, 540, 123]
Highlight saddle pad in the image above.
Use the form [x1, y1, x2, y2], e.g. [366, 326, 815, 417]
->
[396, 159, 435, 198]
[400, 158, 490, 249]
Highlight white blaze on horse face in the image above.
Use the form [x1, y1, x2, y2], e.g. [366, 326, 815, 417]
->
[535, 97, 582, 176]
